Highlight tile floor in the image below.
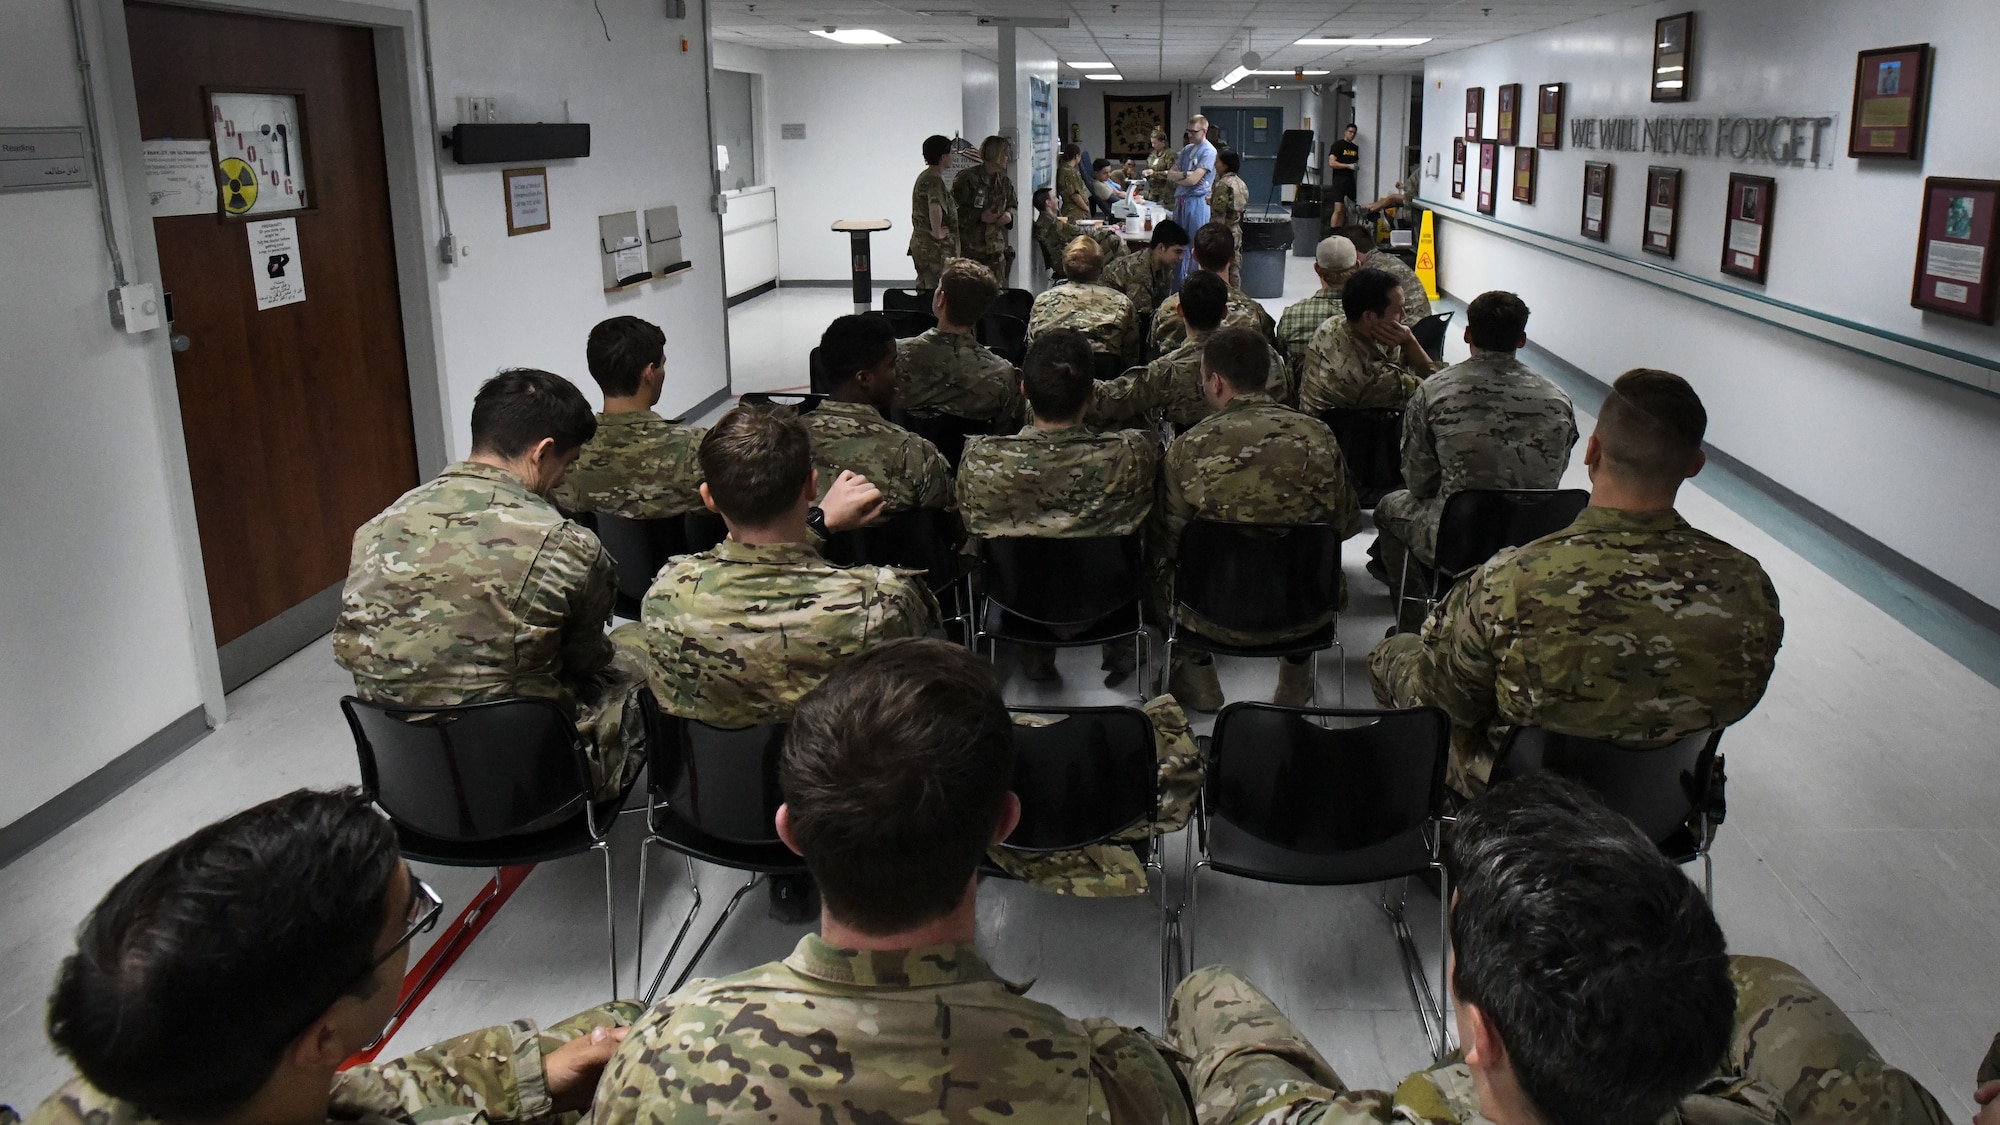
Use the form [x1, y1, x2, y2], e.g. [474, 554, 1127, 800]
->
[1, 255, 1994, 1117]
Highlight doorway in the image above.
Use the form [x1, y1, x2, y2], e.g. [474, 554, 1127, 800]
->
[126, 2, 420, 689]
[1201, 104, 1286, 210]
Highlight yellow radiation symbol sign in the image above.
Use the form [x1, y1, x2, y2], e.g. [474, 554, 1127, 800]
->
[218, 157, 259, 215]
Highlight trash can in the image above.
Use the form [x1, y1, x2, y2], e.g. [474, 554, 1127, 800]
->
[1289, 187, 1321, 257]
[1240, 215, 1294, 299]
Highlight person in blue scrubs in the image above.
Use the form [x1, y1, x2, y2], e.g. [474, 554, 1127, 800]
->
[1164, 114, 1216, 286]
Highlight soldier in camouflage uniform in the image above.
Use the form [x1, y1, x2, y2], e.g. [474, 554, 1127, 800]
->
[893, 257, 1022, 424]
[1143, 126, 1176, 203]
[1211, 149, 1250, 290]
[592, 640, 1197, 1125]
[1093, 272, 1287, 427]
[950, 134, 1017, 284]
[1171, 776, 1949, 1125]
[31, 789, 640, 1125]
[1031, 185, 1127, 279]
[334, 370, 646, 799]
[1372, 291, 1576, 612]
[1101, 218, 1190, 342]
[1370, 370, 1783, 795]
[1298, 267, 1442, 414]
[1339, 222, 1434, 324]
[550, 316, 705, 519]
[1057, 142, 1092, 219]
[905, 134, 957, 289]
[1274, 236, 1359, 392]
[1151, 223, 1280, 360]
[1027, 235, 1142, 364]
[799, 313, 954, 513]
[616, 407, 935, 729]
[1154, 327, 1360, 711]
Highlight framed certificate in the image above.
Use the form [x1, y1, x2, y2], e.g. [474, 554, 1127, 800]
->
[1643, 166, 1681, 258]
[1496, 83, 1521, 146]
[1651, 13, 1693, 103]
[1580, 161, 1611, 242]
[1849, 44, 1932, 160]
[1910, 177, 1998, 323]
[1721, 173, 1775, 283]
[1465, 87, 1484, 141]
[1477, 141, 1499, 215]
[1451, 137, 1467, 199]
[1536, 83, 1565, 149]
[1512, 147, 1537, 204]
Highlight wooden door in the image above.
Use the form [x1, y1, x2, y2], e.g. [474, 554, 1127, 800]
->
[127, 2, 418, 670]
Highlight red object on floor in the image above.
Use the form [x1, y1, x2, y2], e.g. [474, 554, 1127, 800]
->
[339, 863, 536, 1069]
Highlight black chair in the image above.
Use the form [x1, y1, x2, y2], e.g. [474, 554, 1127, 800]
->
[1185, 703, 1453, 1060]
[342, 695, 639, 1004]
[881, 308, 937, 339]
[807, 346, 829, 394]
[977, 312, 1029, 365]
[892, 408, 990, 469]
[1168, 521, 1345, 705]
[637, 712, 804, 1003]
[1093, 350, 1134, 381]
[1397, 487, 1590, 621]
[739, 390, 826, 413]
[683, 509, 729, 554]
[991, 287, 1035, 322]
[973, 534, 1147, 700]
[1318, 407, 1406, 504]
[822, 506, 970, 636]
[591, 512, 692, 620]
[1411, 311, 1454, 360]
[881, 287, 934, 314]
[1491, 726, 1726, 898]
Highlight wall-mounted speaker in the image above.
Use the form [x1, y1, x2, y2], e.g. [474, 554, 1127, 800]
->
[445, 123, 591, 165]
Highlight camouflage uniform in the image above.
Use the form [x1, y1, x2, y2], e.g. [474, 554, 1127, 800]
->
[1368, 505, 1784, 794]
[550, 410, 705, 519]
[1057, 162, 1093, 219]
[1027, 281, 1141, 364]
[1150, 280, 1279, 361]
[1154, 394, 1360, 646]
[1033, 210, 1127, 280]
[28, 1004, 640, 1125]
[894, 328, 1022, 424]
[1363, 248, 1433, 323]
[1092, 336, 1291, 429]
[1275, 286, 1345, 392]
[956, 423, 1159, 539]
[1144, 147, 1176, 203]
[333, 462, 647, 798]
[800, 399, 954, 513]
[617, 539, 937, 728]
[591, 935, 1194, 1125]
[1211, 171, 1250, 290]
[950, 164, 1017, 282]
[1374, 352, 1577, 566]
[1298, 317, 1439, 414]
[1169, 958, 1948, 1125]
[907, 166, 957, 289]
[1102, 249, 1177, 341]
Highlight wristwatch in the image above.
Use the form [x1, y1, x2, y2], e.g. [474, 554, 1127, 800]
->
[805, 505, 830, 542]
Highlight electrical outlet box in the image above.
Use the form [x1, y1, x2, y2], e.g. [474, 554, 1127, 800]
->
[108, 283, 162, 333]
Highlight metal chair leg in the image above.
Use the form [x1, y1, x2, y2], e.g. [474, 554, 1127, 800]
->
[1438, 863, 1454, 1056]
[1382, 877, 1450, 1062]
[639, 848, 708, 1005]
[669, 872, 765, 996]
[596, 840, 618, 1000]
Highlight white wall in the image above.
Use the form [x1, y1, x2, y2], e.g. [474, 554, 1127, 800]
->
[962, 52, 998, 143]
[1010, 32, 1059, 292]
[1353, 74, 1415, 201]
[1421, 0, 2000, 610]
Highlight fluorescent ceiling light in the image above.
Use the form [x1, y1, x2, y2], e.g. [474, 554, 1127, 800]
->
[1294, 37, 1432, 46]
[1084, 73, 1124, 81]
[1250, 69, 1329, 75]
[810, 28, 900, 44]
[1211, 64, 1251, 90]
[1067, 61, 1114, 69]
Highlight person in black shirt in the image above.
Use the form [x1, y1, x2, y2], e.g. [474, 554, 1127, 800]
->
[1327, 123, 1360, 228]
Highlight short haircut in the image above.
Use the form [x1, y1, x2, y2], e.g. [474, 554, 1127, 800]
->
[1466, 291, 1531, 352]
[1448, 774, 1732, 1125]
[1091, 157, 1113, 174]
[585, 316, 666, 398]
[1062, 235, 1105, 283]
[1343, 122, 1358, 135]
[1596, 369, 1708, 482]
[979, 134, 1009, 164]
[1193, 222, 1236, 271]
[1032, 185, 1054, 213]
[470, 368, 596, 458]
[922, 134, 951, 165]
[1150, 218, 1191, 248]
[1178, 270, 1230, 332]
[1202, 325, 1269, 392]
[1189, 114, 1209, 129]
[780, 638, 1014, 934]
[819, 313, 898, 386]
[46, 789, 400, 1121]
[1338, 222, 1377, 253]
[1340, 267, 1402, 322]
[1218, 148, 1241, 174]
[1021, 329, 1095, 421]
[1060, 141, 1080, 161]
[937, 257, 999, 325]
[700, 405, 813, 525]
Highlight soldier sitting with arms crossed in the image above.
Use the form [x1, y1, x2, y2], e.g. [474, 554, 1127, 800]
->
[1026, 235, 1141, 364]
[803, 313, 954, 514]
[1370, 369, 1783, 796]
[1150, 222, 1279, 361]
[1093, 271, 1285, 428]
[592, 638, 1198, 1125]
[1298, 266, 1442, 414]
[1171, 773, 1951, 1125]
[334, 369, 647, 801]
[893, 257, 1022, 427]
[27, 788, 637, 1125]
[551, 315, 706, 520]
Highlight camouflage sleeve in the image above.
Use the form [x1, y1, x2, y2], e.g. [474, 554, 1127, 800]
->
[1081, 1018, 1198, 1125]
[549, 523, 619, 679]
[908, 436, 956, 510]
[1400, 387, 1441, 500]
[1366, 565, 1501, 729]
[1089, 361, 1163, 425]
[1153, 440, 1195, 569]
[879, 570, 943, 640]
[1296, 329, 1334, 416]
[1116, 299, 1142, 366]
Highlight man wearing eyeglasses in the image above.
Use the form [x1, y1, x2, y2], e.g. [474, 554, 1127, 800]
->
[26, 788, 638, 1125]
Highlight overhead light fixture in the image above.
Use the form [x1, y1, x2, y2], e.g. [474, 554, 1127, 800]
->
[1250, 68, 1329, 75]
[1211, 64, 1252, 91]
[1067, 61, 1114, 69]
[1084, 73, 1124, 81]
[810, 27, 901, 44]
[1294, 36, 1432, 46]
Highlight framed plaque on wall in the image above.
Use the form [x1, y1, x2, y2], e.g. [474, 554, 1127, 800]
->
[1643, 166, 1682, 258]
[1651, 13, 1693, 103]
[1721, 173, 1775, 283]
[1910, 177, 1998, 323]
[1465, 87, 1484, 140]
[1452, 137, 1467, 198]
[1477, 141, 1499, 214]
[1536, 82, 1565, 149]
[1512, 147, 1537, 204]
[1580, 161, 1611, 242]
[1496, 83, 1521, 146]
[1848, 44, 1932, 160]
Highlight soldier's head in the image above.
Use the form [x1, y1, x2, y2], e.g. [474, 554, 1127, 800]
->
[1587, 369, 1707, 502]
[699, 405, 816, 531]
[1314, 235, 1359, 290]
[1446, 774, 1732, 1125]
[819, 313, 900, 410]
[1192, 222, 1235, 274]
[1187, 113, 1209, 142]
[1338, 222, 1377, 255]
[585, 315, 667, 404]
[1033, 185, 1057, 217]
[1060, 141, 1081, 165]
[1179, 270, 1230, 334]
[1199, 325, 1269, 407]
[1343, 123, 1358, 142]
[1062, 235, 1106, 283]
[1217, 148, 1242, 175]
[1091, 157, 1114, 181]
[934, 257, 1000, 329]
[922, 133, 951, 167]
[778, 638, 1018, 936]
[978, 134, 1010, 167]
[1465, 290, 1531, 354]
[1341, 267, 1405, 330]
[1149, 125, 1169, 150]
[469, 368, 598, 495]
[46, 789, 426, 1122]
[1020, 328, 1096, 424]
[1149, 218, 1190, 271]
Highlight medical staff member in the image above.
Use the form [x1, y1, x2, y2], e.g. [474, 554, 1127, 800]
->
[1163, 114, 1216, 285]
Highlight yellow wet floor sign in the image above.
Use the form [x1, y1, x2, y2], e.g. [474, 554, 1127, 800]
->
[1415, 209, 1439, 300]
